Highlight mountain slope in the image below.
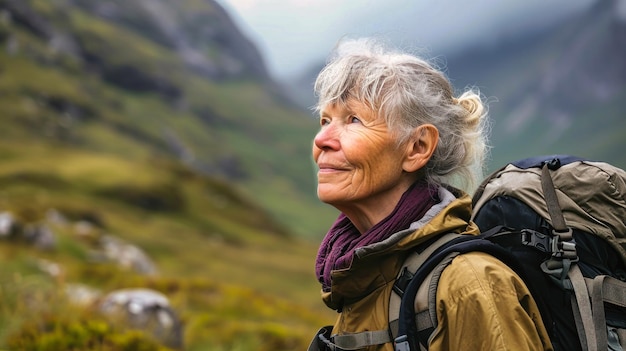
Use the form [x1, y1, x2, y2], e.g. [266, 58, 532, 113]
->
[286, 0, 626, 172]
[444, 0, 626, 170]
[0, 139, 333, 350]
[0, 1, 336, 349]
[0, 0, 337, 239]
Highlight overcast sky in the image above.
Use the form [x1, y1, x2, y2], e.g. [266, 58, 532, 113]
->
[216, 0, 596, 80]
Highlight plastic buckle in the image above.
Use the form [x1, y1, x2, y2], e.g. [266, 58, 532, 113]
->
[556, 240, 578, 260]
[543, 158, 562, 170]
[521, 229, 557, 253]
[548, 228, 577, 259]
[317, 332, 336, 351]
[552, 227, 573, 241]
[394, 335, 411, 351]
[393, 267, 414, 296]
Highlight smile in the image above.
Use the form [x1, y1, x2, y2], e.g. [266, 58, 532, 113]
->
[317, 163, 349, 173]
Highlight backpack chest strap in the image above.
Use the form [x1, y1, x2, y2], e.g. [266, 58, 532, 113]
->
[322, 329, 393, 350]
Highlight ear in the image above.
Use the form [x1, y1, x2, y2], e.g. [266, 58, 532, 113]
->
[402, 124, 439, 173]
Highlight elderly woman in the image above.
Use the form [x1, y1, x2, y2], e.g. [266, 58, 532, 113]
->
[311, 38, 553, 351]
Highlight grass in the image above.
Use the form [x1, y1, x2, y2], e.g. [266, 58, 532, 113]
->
[0, 2, 339, 349]
[0, 140, 335, 349]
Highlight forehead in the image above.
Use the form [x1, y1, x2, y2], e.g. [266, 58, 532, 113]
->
[320, 99, 377, 117]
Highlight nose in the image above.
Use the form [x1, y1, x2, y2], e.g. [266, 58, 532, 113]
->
[313, 123, 340, 151]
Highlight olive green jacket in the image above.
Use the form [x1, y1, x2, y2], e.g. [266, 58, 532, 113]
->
[321, 187, 553, 351]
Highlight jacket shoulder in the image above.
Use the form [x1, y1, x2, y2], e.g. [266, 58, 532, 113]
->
[429, 252, 552, 351]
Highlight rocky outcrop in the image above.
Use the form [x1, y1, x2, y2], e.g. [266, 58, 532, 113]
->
[97, 235, 158, 276]
[1, 0, 271, 94]
[100, 288, 184, 350]
[2, 208, 179, 349]
[0, 212, 56, 250]
[1, 209, 158, 275]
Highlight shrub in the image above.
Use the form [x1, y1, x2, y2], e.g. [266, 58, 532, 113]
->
[6, 314, 174, 351]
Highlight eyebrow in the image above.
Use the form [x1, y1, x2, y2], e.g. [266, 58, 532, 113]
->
[320, 105, 352, 118]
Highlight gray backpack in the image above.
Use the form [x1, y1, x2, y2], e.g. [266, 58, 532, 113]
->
[468, 155, 626, 351]
[310, 155, 626, 351]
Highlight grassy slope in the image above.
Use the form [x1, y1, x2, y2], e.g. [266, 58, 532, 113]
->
[1, 0, 337, 239]
[0, 1, 337, 349]
[0, 140, 336, 350]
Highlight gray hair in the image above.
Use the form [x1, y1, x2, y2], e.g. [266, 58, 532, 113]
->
[314, 38, 490, 192]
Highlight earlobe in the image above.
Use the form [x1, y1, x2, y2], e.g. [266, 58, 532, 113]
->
[402, 124, 439, 173]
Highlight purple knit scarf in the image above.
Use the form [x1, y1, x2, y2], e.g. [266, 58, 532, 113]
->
[315, 181, 439, 292]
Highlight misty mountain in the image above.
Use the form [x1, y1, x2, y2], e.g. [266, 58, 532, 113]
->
[444, 0, 626, 170]
[0, 0, 336, 238]
[285, 0, 626, 171]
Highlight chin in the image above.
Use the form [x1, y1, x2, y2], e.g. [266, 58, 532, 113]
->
[317, 193, 333, 204]
[317, 190, 339, 205]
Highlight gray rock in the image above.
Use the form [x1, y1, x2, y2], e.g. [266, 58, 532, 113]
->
[100, 288, 183, 349]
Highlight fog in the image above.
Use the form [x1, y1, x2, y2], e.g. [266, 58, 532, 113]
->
[217, 0, 595, 80]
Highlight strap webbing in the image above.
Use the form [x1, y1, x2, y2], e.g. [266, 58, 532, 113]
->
[389, 233, 462, 335]
[427, 253, 459, 330]
[540, 164, 569, 233]
[589, 275, 626, 309]
[389, 310, 432, 346]
[569, 264, 597, 351]
[588, 275, 626, 351]
[307, 326, 332, 351]
[329, 234, 464, 350]
[329, 329, 393, 350]
[591, 275, 609, 350]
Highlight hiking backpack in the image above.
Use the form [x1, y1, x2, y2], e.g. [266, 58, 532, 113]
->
[308, 155, 626, 351]
[393, 155, 626, 351]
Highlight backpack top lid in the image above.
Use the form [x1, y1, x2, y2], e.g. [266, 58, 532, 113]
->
[472, 155, 626, 266]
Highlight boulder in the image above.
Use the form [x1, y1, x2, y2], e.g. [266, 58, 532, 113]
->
[100, 288, 183, 349]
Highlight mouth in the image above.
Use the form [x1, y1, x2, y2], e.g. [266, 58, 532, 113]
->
[317, 163, 348, 173]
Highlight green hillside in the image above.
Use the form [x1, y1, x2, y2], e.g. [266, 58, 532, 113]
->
[0, 0, 337, 239]
[0, 0, 336, 349]
[0, 143, 334, 350]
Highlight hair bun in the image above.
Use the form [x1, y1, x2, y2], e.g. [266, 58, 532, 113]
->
[457, 95, 479, 115]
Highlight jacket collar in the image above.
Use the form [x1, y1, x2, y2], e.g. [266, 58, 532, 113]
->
[322, 187, 479, 310]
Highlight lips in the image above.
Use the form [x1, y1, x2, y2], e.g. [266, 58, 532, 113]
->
[317, 162, 349, 172]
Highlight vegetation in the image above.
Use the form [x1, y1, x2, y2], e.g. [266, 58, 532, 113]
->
[0, 145, 335, 349]
[0, 0, 337, 239]
[0, 0, 337, 349]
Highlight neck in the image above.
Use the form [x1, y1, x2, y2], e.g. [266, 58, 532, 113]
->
[333, 177, 420, 234]
[336, 195, 404, 234]
[315, 179, 440, 293]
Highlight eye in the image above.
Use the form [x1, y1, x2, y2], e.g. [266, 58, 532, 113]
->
[349, 115, 362, 124]
[319, 117, 330, 126]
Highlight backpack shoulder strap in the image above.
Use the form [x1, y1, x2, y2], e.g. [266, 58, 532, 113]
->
[315, 233, 465, 350]
[539, 160, 599, 350]
[394, 228, 524, 351]
[588, 274, 626, 350]
[389, 233, 464, 338]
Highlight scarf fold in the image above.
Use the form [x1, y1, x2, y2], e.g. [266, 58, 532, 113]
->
[315, 181, 439, 292]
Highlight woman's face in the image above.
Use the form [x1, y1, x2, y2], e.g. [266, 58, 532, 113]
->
[313, 99, 414, 212]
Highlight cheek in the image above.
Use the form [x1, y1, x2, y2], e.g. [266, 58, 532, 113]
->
[350, 138, 397, 168]
[363, 147, 405, 180]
